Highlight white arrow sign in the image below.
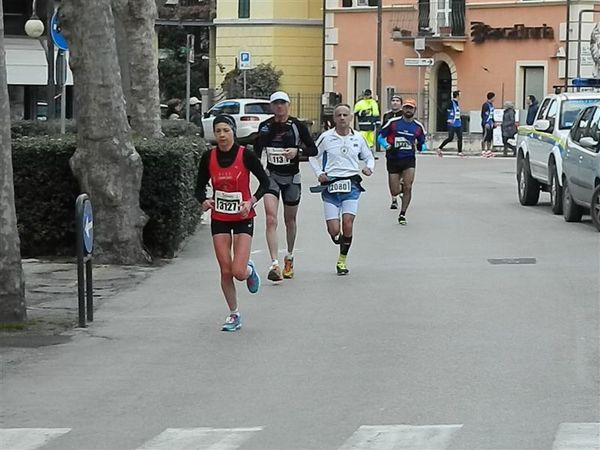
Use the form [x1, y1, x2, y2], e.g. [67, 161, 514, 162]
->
[404, 58, 434, 66]
[84, 217, 93, 238]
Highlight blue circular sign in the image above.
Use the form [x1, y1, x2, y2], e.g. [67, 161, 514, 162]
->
[82, 200, 93, 254]
[51, 13, 68, 51]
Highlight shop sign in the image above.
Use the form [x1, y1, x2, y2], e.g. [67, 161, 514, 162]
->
[470, 22, 554, 44]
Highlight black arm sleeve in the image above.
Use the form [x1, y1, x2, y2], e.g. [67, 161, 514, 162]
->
[297, 121, 318, 157]
[243, 148, 270, 202]
[195, 150, 211, 203]
[253, 119, 269, 159]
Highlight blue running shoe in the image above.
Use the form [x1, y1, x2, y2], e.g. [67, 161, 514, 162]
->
[246, 260, 260, 294]
[222, 313, 241, 332]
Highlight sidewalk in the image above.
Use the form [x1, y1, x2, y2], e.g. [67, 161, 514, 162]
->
[0, 259, 159, 348]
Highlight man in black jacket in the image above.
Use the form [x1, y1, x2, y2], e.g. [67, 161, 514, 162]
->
[526, 95, 539, 126]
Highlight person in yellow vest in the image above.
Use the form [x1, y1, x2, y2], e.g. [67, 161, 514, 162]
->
[353, 89, 380, 151]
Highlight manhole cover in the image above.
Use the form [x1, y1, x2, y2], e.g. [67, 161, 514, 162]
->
[487, 258, 537, 265]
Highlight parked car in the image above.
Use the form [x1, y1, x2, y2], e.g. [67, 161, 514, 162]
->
[562, 104, 600, 231]
[516, 92, 600, 214]
[201, 99, 272, 144]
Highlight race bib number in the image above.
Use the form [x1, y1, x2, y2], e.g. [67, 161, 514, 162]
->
[328, 179, 352, 194]
[394, 137, 413, 151]
[214, 190, 242, 214]
[266, 147, 290, 165]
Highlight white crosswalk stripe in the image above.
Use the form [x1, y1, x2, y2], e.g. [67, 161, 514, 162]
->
[337, 424, 463, 450]
[0, 428, 71, 450]
[135, 427, 263, 450]
[552, 423, 600, 450]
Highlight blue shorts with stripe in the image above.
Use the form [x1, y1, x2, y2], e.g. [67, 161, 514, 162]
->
[321, 182, 362, 207]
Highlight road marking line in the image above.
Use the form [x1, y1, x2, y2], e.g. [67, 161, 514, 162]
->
[552, 423, 600, 449]
[136, 427, 263, 450]
[0, 428, 71, 450]
[338, 424, 463, 450]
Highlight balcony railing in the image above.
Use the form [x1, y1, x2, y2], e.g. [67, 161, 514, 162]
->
[391, 0, 465, 38]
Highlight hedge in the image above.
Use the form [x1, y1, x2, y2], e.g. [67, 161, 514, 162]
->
[12, 134, 206, 259]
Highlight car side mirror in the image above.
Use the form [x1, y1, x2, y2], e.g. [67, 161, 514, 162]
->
[533, 119, 551, 133]
[580, 136, 599, 150]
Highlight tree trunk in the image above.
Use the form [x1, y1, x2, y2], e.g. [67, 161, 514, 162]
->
[60, 0, 150, 265]
[113, 0, 163, 138]
[0, 1, 26, 322]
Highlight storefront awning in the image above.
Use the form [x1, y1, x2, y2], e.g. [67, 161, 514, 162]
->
[5, 37, 73, 86]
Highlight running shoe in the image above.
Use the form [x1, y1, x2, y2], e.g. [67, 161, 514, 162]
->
[283, 255, 294, 279]
[336, 261, 349, 275]
[398, 214, 407, 225]
[246, 260, 260, 294]
[267, 263, 283, 282]
[436, 148, 444, 157]
[390, 198, 398, 210]
[222, 313, 241, 332]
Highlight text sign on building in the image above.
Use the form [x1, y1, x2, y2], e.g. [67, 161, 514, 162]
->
[239, 51, 251, 70]
[470, 22, 554, 43]
[404, 58, 434, 67]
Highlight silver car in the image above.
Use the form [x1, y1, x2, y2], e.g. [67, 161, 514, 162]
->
[562, 105, 600, 231]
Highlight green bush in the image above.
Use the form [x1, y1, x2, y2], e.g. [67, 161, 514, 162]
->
[12, 135, 206, 259]
[11, 120, 77, 138]
[159, 119, 203, 137]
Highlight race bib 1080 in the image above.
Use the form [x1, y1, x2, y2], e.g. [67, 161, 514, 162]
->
[214, 190, 242, 214]
[266, 147, 290, 165]
[328, 179, 352, 194]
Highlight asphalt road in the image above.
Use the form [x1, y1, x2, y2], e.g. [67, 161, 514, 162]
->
[1, 154, 599, 450]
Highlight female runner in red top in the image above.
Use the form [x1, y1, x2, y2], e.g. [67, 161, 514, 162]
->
[196, 115, 270, 331]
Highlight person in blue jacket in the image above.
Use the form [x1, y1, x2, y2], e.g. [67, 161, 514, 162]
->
[378, 98, 426, 225]
[437, 90, 463, 157]
[526, 95, 539, 126]
[481, 92, 496, 157]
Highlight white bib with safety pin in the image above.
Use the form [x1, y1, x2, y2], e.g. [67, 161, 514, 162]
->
[394, 137, 413, 151]
[328, 179, 352, 194]
[266, 147, 291, 166]
[214, 190, 243, 214]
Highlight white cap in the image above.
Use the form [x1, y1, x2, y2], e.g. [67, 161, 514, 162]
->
[189, 96, 201, 106]
[270, 91, 290, 103]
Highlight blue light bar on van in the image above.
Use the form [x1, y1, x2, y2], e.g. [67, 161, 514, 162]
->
[572, 78, 600, 87]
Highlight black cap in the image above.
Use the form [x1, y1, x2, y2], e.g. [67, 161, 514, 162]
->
[364, 89, 372, 96]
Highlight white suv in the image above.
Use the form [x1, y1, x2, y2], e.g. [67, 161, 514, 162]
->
[516, 92, 600, 214]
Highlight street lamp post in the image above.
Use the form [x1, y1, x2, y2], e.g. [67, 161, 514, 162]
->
[24, 0, 55, 121]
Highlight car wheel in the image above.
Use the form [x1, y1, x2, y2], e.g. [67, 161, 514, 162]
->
[549, 163, 563, 215]
[591, 185, 600, 232]
[517, 157, 540, 206]
[562, 179, 583, 223]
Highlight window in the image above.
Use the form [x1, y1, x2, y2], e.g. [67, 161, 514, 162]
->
[245, 103, 271, 114]
[560, 99, 600, 130]
[239, 0, 250, 19]
[342, 0, 378, 7]
[536, 98, 551, 122]
[209, 101, 240, 116]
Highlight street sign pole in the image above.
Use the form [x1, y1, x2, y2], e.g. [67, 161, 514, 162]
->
[185, 34, 194, 122]
[243, 71, 247, 97]
[239, 51, 251, 97]
[75, 194, 94, 328]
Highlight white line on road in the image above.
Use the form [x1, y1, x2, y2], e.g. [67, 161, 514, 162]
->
[338, 424, 463, 450]
[552, 423, 600, 450]
[0, 428, 71, 450]
[136, 427, 263, 450]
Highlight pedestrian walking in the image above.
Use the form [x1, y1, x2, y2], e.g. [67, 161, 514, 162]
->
[310, 104, 374, 275]
[501, 101, 517, 157]
[379, 94, 404, 208]
[481, 92, 496, 157]
[437, 90, 463, 157]
[378, 98, 426, 225]
[253, 91, 318, 282]
[195, 114, 270, 332]
[525, 95, 539, 126]
[353, 89, 380, 151]
[189, 97, 202, 127]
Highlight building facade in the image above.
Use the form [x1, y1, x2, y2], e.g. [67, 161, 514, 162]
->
[212, 0, 323, 122]
[326, 0, 600, 134]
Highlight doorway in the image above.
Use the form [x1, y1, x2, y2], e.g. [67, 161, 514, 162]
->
[522, 67, 544, 109]
[436, 62, 451, 132]
[351, 66, 371, 106]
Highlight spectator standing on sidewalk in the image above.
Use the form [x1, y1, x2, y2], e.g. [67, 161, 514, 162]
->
[437, 90, 463, 157]
[353, 89, 380, 153]
[501, 101, 517, 157]
[195, 114, 270, 332]
[525, 95, 539, 125]
[481, 92, 496, 157]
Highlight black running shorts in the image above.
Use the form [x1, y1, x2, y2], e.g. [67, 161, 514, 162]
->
[386, 157, 416, 174]
[211, 218, 254, 236]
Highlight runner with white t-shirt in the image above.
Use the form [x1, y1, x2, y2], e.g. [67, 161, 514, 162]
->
[310, 104, 374, 275]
